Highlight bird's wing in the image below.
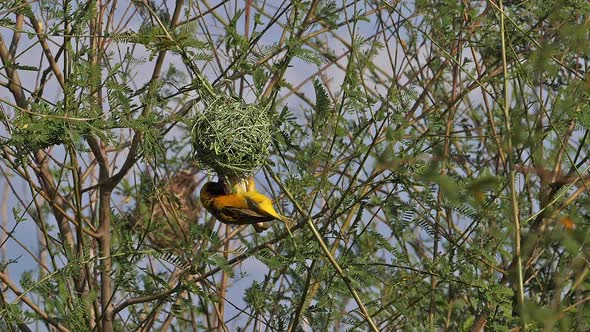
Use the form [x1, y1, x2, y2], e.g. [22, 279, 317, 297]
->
[245, 196, 280, 219]
[218, 206, 274, 224]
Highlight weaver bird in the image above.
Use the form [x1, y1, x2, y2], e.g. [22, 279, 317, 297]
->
[200, 178, 291, 233]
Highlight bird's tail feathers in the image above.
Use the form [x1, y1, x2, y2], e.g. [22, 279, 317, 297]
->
[279, 216, 295, 228]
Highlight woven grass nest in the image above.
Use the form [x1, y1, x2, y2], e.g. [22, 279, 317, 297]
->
[191, 97, 272, 177]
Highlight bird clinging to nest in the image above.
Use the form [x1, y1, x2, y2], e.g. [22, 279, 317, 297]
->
[200, 176, 292, 233]
[190, 90, 294, 234]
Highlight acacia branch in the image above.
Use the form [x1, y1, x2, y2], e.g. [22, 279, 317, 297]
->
[0, 32, 26, 106]
[88, 133, 116, 331]
[22, 0, 65, 89]
[266, 166, 379, 332]
[0, 271, 71, 332]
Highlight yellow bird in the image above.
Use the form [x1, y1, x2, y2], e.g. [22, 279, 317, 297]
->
[200, 178, 291, 233]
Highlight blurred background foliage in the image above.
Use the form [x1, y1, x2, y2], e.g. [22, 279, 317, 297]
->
[0, 0, 589, 331]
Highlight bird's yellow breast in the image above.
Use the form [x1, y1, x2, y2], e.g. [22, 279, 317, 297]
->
[212, 194, 249, 210]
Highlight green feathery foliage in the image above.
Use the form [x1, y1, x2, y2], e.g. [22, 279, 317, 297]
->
[2, 0, 590, 331]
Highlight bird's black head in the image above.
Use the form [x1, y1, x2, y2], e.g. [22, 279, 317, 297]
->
[201, 181, 227, 196]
